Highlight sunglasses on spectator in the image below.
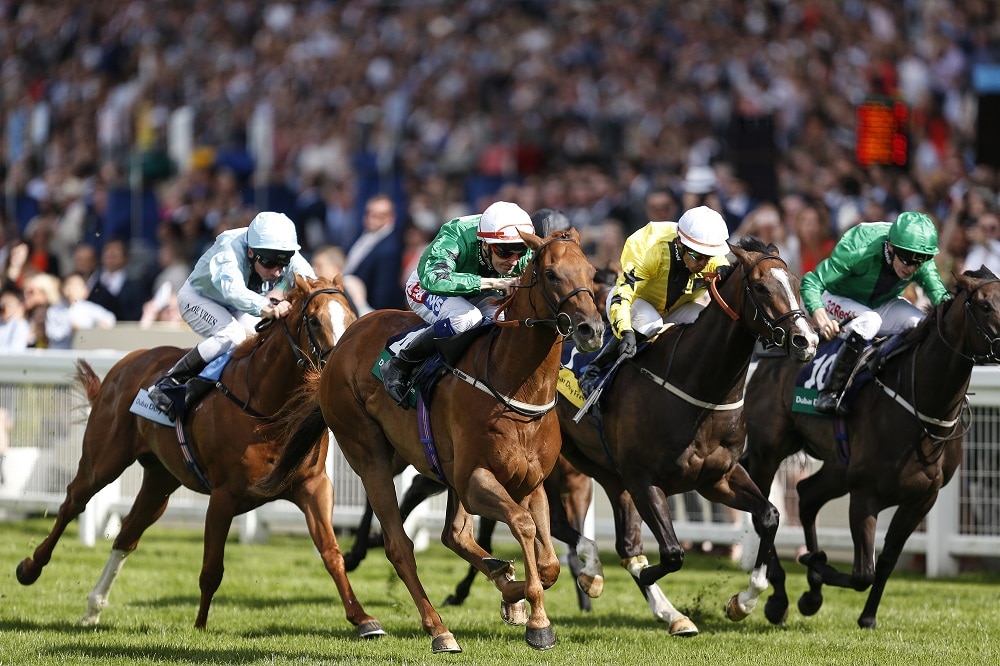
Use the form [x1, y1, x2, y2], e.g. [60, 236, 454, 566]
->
[893, 249, 932, 267]
[491, 244, 527, 259]
[255, 255, 289, 269]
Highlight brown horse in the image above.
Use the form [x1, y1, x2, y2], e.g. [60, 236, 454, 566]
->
[741, 268, 1000, 629]
[257, 229, 605, 653]
[15, 274, 383, 639]
[553, 237, 819, 635]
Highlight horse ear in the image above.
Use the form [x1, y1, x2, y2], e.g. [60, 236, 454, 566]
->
[520, 230, 543, 249]
[330, 272, 345, 290]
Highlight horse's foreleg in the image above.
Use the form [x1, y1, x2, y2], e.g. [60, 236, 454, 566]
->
[293, 474, 384, 639]
[462, 469, 556, 650]
[82, 465, 180, 626]
[857, 494, 935, 629]
[700, 465, 778, 622]
[795, 466, 850, 617]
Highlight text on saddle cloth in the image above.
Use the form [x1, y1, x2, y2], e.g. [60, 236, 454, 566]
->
[792, 336, 894, 416]
[128, 350, 234, 426]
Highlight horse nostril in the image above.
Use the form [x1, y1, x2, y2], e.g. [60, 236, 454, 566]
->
[792, 335, 808, 349]
[576, 323, 593, 339]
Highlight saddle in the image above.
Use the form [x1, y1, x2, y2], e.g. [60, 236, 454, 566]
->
[373, 321, 494, 408]
[129, 352, 232, 426]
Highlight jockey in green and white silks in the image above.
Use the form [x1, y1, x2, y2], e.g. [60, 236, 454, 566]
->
[802, 211, 949, 414]
[382, 201, 535, 407]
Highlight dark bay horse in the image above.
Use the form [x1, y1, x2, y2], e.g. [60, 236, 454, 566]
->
[257, 229, 605, 653]
[553, 238, 819, 635]
[16, 274, 383, 638]
[342, 455, 598, 612]
[741, 268, 1000, 629]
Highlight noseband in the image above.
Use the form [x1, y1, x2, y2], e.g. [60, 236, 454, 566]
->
[707, 253, 808, 350]
[497, 234, 596, 337]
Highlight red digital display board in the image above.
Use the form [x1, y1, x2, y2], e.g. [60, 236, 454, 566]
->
[855, 98, 908, 167]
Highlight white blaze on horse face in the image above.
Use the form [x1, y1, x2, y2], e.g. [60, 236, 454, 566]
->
[328, 301, 349, 343]
[770, 267, 818, 346]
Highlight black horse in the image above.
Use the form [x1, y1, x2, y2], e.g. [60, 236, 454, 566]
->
[742, 268, 1000, 628]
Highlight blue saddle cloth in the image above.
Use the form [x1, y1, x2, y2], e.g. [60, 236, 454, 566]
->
[792, 335, 903, 415]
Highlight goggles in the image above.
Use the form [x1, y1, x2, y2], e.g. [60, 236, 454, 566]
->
[684, 248, 708, 263]
[255, 254, 290, 269]
[893, 248, 932, 267]
[491, 243, 527, 259]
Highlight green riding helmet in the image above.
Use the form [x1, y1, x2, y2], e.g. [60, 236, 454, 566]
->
[888, 211, 939, 256]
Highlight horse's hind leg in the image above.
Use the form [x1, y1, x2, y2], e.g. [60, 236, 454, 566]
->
[343, 499, 376, 572]
[82, 464, 181, 625]
[16, 428, 137, 587]
[548, 467, 597, 610]
[292, 473, 384, 638]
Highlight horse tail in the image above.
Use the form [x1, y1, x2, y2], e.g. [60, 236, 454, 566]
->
[74, 360, 102, 406]
[252, 370, 328, 497]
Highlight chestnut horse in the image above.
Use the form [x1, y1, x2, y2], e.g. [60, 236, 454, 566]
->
[553, 238, 819, 635]
[257, 229, 604, 653]
[741, 268, 1000, 629]
[16, 274, 383, 639]
[342, 455, 598, 612]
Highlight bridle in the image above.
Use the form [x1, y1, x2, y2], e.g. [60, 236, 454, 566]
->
[706, 252, 808, 350]
[942, 278, 1000, 363]
[496, 233, 597, 337]
[257, 287, 348, 370]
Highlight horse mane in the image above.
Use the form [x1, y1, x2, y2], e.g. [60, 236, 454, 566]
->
[735, 235, 777, 256]
[229, 279, 309, 361]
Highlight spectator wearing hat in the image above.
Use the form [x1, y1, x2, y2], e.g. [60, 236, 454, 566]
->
[680, 165, 726, 227]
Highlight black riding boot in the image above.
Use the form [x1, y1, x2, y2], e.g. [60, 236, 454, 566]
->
[578, 335, 622, 396]
[147, 347, 208, 418]
[382, 326, 439, 408]
[814, 331, 866, 415]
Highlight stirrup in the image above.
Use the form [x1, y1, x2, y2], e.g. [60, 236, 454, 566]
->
[147, 384, 177, 418]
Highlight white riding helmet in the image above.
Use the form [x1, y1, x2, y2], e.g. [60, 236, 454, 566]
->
[677, 206, 729, 256]
[477, 201, 534, 244]
[247, 212, 301, 258]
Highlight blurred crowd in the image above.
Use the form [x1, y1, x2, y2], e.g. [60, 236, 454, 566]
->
[2, 0, 1000, 351]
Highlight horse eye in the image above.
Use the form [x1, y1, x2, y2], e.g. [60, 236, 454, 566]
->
[545, 268, 558, 281]
[754, 283, 769, 295]
[979, 301, 992, 314]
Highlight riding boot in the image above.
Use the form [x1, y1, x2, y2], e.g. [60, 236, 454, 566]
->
[578, 335, 623, 396]
[147, 347, 209, 418]
[382, 326, 439, 408]
[814, 331, 866, 416]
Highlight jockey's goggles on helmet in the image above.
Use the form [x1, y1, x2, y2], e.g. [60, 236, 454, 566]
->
[893, 248, 932, 267]
[491, 243, 527, 259]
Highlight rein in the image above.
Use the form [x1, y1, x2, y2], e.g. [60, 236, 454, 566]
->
[221, 286, 347, 416]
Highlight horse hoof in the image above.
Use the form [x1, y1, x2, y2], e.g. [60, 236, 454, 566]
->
[725, 594, 749, 622]
[501, 599, 528, 626]
[431, 631, 462, 653]
[797, 591, 823, 617]
[442, 593, 462, 607]
[577, 572, 604, 598]
[358, 620, 386, 639]
[858, 616, 877, 630]
[15, 559, 40, 585]
[525, 625, 556, 651]
[764, 597, 788, 625]
[79, 614, 100, 627]
[668, 617, 699, 636]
